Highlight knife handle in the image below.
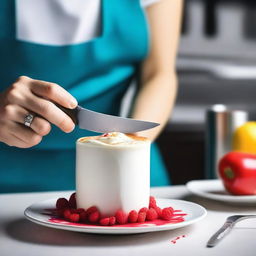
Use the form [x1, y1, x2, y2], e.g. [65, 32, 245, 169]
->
[57, 104, 79, 125]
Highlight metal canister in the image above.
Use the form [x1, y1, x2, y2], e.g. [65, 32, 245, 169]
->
[205, 104, 248, 179]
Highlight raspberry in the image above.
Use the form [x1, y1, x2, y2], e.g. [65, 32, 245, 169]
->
[115, 210, 128, 224]
[146, 208, 158, 221]
[72, 208, 86, 222]
[63, 209, 71, 220]
[79, 211, 88, 222]
[137, 212, 146, 223]
[74, 208, 85, 214]
[88, 211, 100, 223]
[69, 213, 80, 222]
[155, 207, 162, 217]
[139, 207, 148, 214]
[86, 206, 98, 215]
[161, 207, 174, 220]
[109, 216, 116, 225]
[69, 193, 77, 209]
[99, 218, 110, 226]
[149, 196, 157, 208]
[128, 210, 138, 223]
[56, 198, 69, 209]
[85, 206, 100, 223]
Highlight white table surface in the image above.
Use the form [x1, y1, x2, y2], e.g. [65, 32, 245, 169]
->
[1, 185, 256, 256]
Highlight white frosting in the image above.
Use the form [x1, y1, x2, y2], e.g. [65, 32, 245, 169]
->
[81, 132, 149, 147]
[76, 133, 151, 216]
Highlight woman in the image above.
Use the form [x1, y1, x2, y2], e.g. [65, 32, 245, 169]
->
[0, 0, 183, 192]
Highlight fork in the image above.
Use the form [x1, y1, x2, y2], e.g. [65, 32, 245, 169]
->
[207, 215, 256, 247]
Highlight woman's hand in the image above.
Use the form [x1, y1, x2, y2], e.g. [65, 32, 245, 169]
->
[0, 76, 77, 148]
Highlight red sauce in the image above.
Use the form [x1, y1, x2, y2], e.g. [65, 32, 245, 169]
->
[170, 235, 187, 244]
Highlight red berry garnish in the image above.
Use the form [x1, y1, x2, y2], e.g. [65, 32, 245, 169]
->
[161, 207, 174, 220]
[109, 216, 116, 225]
[139, 207, 148, 214]
[137, 212, 147, 223]
[79, 211, 88, 222]
[73, 208, 85, 214]
[149, 196, 157, 208]
[69, 193, 77, 209]
[128, 210, 138, 223]
[56, 198, 69, 209]
[63, 209, 71, 220]
[99, 217, 110, 226]
[69, 213, 80, 222]
[86, 206, 98, 215]
[115, 210, 128, 224]
[155, 207, 162, 217]
[88, 211, 100, 223]
[146, 208, 158, 221]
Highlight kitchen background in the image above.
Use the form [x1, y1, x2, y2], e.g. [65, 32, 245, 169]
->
[157, 0, 256, 184]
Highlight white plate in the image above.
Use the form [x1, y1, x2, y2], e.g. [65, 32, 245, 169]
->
[24, 198, 207, 234]
[186, 180, 256, 204]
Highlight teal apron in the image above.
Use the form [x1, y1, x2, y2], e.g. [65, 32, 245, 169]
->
[0, 0, 170, 193]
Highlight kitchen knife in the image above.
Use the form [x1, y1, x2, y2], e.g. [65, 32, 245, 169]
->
[60, 105, 159, 133]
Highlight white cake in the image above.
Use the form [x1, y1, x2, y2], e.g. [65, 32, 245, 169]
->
[76, 132, 151, 217]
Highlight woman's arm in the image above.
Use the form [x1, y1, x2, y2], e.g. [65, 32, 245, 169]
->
[131, 0, 183, 141]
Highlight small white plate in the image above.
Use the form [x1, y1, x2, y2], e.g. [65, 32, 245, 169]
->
[186, 180, 256, 204]
[24, 198, 207, 234]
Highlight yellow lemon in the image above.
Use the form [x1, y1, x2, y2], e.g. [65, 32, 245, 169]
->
[233, 121, 256, 154]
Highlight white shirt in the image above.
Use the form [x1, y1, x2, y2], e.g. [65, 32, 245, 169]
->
[16, 0, 159, 46]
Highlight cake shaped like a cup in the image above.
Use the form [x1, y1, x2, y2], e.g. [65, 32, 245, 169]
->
[76, 132, 150, 217]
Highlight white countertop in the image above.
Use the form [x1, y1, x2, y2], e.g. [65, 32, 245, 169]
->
[1, 185, 256, 256]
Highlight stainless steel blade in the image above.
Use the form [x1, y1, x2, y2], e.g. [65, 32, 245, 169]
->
[77, 106, 159, 133]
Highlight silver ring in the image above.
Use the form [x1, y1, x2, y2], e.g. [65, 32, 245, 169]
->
[24, 113, 34, 127]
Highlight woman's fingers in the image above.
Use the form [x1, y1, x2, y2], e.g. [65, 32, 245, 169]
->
[30, 79, 77, 109]
[30, 116, 51, 136]
[0, 132, 29, 148]
[0, 76, 78, 148]
[10, 122, 42, 147]
[0, 121, 42, 148]
[1, 104, 51, 136]
[27, 95, 75, 133]
[7, 88, 75, 133]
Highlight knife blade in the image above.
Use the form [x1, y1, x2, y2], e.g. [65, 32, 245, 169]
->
[59, 105, 159, 133]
